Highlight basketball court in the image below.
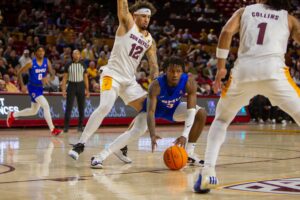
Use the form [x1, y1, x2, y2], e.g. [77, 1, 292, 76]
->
[0, 123, 300, 199]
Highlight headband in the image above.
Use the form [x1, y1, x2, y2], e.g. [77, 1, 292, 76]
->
[134, 8, 151, 16]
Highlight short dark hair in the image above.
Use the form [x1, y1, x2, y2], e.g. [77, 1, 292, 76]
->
[34, 45, 45, 52]
[265, 0, 291, 11]
[163, 56, 185, 71]
[129, 0, 157, 16]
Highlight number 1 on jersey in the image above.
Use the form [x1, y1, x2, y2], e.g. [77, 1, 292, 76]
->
[129, 43, 143, 59]
[257, 22, 267, 45]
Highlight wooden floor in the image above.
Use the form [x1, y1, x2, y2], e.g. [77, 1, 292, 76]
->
[0, 123, 300, 199]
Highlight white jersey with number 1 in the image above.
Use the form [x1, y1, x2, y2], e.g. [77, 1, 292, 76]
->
[103, 23, 153, 83]
[232, 3, 290, 82]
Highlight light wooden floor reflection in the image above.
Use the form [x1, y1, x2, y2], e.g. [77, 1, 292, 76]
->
[1, 123, 300, 199]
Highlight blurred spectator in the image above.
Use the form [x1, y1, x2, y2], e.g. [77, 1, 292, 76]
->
[86, 61, 98, 79]
[81, 42, 95, 63]
[19, 49, 31, 67]
[3, 74, 20, 93]
[97, 51, 108, 68]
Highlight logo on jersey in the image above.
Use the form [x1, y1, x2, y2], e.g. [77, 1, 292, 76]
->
[161, 97, 181, 109]
[130, 34, 150, 49]
[224, 177, 300, 195]
[35, 68, 47, 73]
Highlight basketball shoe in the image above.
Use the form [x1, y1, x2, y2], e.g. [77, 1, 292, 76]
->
[68, 143, 85, 160]
[51, 128, 62, 136]
[188, 154, 204, 166]
[90, 156, 104, 169]
[194, 167, 219, 193]
[6, 111, 15, 127]
[114, 146, 132, 164]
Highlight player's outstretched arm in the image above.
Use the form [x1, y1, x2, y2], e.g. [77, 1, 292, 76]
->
[117, 0, 134, 33]
[175, 77, 197, 146]
[289, 15, 300, 44]
[147, 80, 161, 152]
[17, 61, 32, 93]
[146, 40, 159, 80]
[214, 8, 244, 93]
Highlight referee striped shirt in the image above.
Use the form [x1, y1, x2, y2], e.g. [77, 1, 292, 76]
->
[64, 61, 87, 82]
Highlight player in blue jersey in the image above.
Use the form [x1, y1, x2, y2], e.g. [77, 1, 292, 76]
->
[90, 57, 207, 169]
[6, 46, 62, 136]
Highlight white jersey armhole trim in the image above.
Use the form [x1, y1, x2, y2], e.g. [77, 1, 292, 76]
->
[115, 23, 137, 39]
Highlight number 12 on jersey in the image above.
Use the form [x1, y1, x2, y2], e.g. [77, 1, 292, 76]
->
[129, 43, 143, 59]
[257, 22, 267, 45]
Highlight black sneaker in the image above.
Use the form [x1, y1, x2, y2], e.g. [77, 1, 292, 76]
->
[188, 155, 205, 166]
[114, 145, 132, 163]
[68, 143, 85, 160]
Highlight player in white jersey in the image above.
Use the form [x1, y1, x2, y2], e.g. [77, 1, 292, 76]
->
[194, 0, 300, 193]
[69, 0, 159, 160]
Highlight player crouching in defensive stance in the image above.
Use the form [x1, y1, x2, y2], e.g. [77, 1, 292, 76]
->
[90, 57, 207, 169]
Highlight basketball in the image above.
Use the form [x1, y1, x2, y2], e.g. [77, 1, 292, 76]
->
[163, 145, 188, 170]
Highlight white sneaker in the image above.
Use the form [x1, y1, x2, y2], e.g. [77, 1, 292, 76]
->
[194, 167, 218, 193]
[90, 156, 104, 169]
[114, 146, 132, 164]
[188, 154, 204, 166]
[272, 119, 276, 124]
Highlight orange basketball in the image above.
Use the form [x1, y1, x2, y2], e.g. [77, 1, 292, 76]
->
[163, 145, 188, 170]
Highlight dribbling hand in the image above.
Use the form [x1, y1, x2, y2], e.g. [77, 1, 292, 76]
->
[174, 136, 187, 148]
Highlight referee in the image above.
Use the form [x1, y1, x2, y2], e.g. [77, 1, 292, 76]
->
[62, 49, 90, 133]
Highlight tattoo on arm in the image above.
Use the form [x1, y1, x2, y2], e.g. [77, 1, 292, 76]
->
[147, 41, 159, 80]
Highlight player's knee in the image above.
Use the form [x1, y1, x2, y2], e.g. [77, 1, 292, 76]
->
[95, 102, 113, 115]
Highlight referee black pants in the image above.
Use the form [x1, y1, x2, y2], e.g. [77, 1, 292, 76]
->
[64, 81, 85, 131]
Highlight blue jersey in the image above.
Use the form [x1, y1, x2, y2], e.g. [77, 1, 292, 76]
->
[29, 58, 48, 86]
[142, 73, 188, 122]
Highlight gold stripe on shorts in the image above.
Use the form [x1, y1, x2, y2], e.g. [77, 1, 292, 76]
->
[221, 76, 232, 98]
[284, 67, 300, 97]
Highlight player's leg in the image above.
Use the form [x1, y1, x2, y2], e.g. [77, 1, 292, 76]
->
[91, 112, 148, 169]
[64, 83, 76, 133]
[7, 85, 42, 127]
[69, 76, 119, 160]
[89, 81, 148, 166]
[35, 95, 61, 136]
[265, 78, 300, 126]
[173, 102, 207, 166]
[7, 101, 40, 127]
[194, 81, 255, 193]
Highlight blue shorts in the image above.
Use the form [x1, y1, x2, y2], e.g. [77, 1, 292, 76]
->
[27, 84, 43, 103]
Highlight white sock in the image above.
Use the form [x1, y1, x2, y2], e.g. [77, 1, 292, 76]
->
[79, 88, 118, 144]
[14, 102, 40, 118]
[204, 120, 228, 168]
[186, 143, 196, 157]
[35, 96, 55, 131]
[98, 113, 148, 160]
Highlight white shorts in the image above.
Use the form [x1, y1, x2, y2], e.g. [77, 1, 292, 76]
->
[216, 70, 300, 122]
[99, 70, 147, 105]
[173, 102, 202, 122]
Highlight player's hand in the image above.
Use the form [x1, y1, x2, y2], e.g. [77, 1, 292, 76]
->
[21, 85, 27, 93]
[213, 68, 227, 94]
[151, 135, 161, 152]
[174, 136, 187, 148]
[86, 90, 90, 98]
[42, 77, 51, 86]
[62, 91, 67, 98]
